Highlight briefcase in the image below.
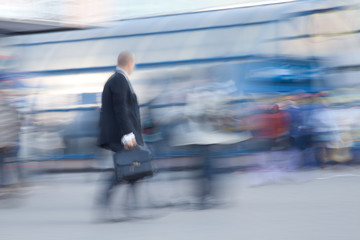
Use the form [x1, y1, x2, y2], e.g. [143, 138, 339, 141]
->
[114, 145, 153, 181]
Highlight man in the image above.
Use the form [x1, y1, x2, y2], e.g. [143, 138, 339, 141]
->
[97, 51, 144, 211]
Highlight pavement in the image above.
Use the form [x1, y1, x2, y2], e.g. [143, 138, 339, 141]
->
[1, 166, 360, 240]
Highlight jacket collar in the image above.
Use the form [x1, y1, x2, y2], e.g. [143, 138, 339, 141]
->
[116, 67, 130, 80]
[116, 66, 134, 94]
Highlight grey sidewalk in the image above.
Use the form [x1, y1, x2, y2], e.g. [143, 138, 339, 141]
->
[1, 167, 360, 240]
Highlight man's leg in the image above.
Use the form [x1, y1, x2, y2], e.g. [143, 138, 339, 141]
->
[124, 180, 138, 216]
[194, 145, 214, 207]
[100, 172, 118, 207]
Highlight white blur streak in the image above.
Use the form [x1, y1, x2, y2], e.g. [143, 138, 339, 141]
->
[202, 0, 297, 11]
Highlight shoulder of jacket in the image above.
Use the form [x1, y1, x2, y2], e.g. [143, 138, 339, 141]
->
[108, 73, 129, 91]
[109, 72, 127, 83]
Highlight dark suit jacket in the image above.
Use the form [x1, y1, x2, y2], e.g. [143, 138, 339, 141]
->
[98, 71, 143, 152]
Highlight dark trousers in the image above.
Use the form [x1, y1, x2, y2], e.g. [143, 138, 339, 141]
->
[0, 153, 5, 187]
[0, 151, 14, 187]
[100, 153, 137, 207]
[101, 172, 136, 209]
[197, 145, 214, 201]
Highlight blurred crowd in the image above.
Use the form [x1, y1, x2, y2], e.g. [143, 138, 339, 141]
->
[139, 87, 360, 191]
[0, 79, 359, 218]
[2, 86, 360, 188]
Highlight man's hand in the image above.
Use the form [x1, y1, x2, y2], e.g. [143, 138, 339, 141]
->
[122, 132, 137, 150]
[124, 138, 137, 150]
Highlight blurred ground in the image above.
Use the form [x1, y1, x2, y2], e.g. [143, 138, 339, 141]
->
[1, 167, 360, 240]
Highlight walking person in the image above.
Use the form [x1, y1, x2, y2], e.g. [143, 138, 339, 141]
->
[97, 51, 144, 220]
[0, 89, 21, 193]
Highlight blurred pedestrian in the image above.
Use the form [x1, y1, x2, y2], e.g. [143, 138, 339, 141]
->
[171, 86, 247, 208]
[97, 51, 144, 219]
[0, 90, 21, 190]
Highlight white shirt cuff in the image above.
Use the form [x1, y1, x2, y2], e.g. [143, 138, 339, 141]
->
[122, 132, 135, 145]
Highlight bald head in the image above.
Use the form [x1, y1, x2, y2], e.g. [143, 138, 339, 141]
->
[117, 51, 135, 75]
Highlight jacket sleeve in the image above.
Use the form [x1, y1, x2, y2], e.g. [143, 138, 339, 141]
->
[109, 76, 135, 136]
